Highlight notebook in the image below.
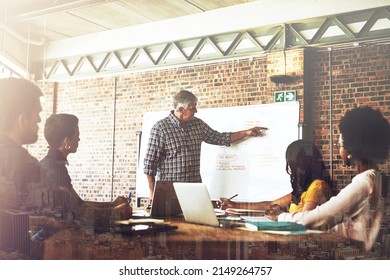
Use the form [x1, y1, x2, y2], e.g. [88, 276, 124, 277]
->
[149, 181, 182, 218]
[244, 220, 306, 232]
[173, 182, 233, 227]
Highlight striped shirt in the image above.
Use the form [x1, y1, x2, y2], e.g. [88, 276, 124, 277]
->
[143, 111, 231, 182]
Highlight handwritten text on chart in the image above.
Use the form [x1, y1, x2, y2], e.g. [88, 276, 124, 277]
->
[216, 153, 245, 170]
[217, 154, 237, 162]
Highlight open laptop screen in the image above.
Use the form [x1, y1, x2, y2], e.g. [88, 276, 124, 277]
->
[173, 182, 219, 227]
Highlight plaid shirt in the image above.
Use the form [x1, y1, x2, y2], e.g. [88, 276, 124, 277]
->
[144, 111, 231, 182]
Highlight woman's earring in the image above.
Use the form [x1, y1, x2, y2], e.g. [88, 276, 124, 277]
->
[65, 144, 71, 150]
[345, 154, 352, 167]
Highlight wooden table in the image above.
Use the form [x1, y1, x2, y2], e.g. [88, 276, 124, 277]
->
[41, 217, 345, 260]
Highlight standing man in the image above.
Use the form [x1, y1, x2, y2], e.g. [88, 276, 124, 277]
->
[0, 77, 44, 210]
[143, 90, 267, 203]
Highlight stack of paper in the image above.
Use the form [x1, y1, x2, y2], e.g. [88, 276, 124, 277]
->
[115, 218, 165, 225]
[225, 208, 265, 216]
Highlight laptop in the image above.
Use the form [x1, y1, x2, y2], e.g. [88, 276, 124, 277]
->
[173, 182, 235, 227]
[149, 181, 182, 218]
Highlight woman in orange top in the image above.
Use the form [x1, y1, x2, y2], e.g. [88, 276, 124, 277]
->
[220, 139, 332, 213]
[283, 139, 332, 213]
[288, 178, 330, 213]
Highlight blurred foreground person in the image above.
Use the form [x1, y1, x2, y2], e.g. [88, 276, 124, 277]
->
[0, 77, 45, 211]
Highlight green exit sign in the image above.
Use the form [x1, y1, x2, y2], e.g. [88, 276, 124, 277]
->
[274, 90, 296, 102]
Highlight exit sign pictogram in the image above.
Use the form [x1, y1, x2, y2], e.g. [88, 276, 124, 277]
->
[274, 90, 296, 102]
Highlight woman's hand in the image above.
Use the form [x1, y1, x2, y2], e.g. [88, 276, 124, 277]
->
[218, 197, 235, 210]
[265, 204, 284, 221]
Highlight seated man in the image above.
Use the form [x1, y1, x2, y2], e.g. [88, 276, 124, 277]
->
[0, 77, 47, 211]
[39, 113, 132, 224]
[0, 77, 57, 259]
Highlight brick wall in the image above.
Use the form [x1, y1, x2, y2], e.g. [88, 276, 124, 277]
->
[28, 45, 389, 204]
[304, 44, 390, 191]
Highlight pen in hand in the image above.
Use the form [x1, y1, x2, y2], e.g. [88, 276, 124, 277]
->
[219, 194, 238, 209]
[251, 127, 268, 136]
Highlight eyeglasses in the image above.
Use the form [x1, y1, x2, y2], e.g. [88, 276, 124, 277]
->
[186, 106, 196, 111]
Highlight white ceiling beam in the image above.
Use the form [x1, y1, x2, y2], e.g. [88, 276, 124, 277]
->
[44, 0, 390, 60]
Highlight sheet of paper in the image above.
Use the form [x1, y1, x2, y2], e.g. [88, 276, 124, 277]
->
[115, 218, 165, 225]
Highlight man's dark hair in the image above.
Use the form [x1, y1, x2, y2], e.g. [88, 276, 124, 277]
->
[339, 106, 390, 163]
[44, 114, 79, 148]
[0, 77, 42, 133]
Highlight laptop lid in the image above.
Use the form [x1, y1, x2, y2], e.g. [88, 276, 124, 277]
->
[173, 182, 219, 227]
[150, 181, 182, 218]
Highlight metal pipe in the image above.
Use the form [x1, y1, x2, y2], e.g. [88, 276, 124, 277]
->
[328, 47, 333, 180]
[52, 82, 58, 114]
[110, 76, 118, 201]
[135, 130, 142, 207]
[136, 131, 142, 166]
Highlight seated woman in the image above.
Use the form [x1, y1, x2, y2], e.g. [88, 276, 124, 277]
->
[220, 139, 332, 214]
[40, 113, 132, 221]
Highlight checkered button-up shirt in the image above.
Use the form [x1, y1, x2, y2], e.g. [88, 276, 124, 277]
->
[143, 111, 231, 182]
